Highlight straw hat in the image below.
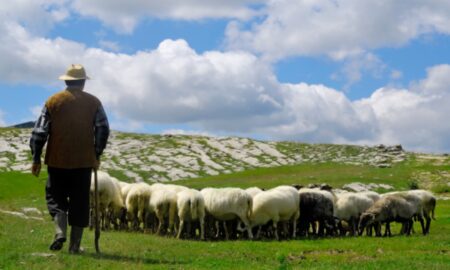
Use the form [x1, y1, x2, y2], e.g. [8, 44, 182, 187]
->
[59, 64, 90, 80]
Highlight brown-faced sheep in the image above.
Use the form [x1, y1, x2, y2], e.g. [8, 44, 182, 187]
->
[359, 195, 416, 236]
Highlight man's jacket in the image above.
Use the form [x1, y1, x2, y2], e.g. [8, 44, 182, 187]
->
[30, 87, 110, 169]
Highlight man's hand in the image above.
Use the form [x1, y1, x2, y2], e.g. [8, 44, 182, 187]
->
[31, 163, 41, 177]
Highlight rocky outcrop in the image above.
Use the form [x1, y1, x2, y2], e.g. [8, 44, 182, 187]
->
[0, 128, 410, 182]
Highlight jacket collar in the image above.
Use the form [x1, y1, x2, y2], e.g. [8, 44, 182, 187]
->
[66, 86, 84, 91]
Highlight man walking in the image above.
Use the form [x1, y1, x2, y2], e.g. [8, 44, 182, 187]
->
[30, 64, 110, 253]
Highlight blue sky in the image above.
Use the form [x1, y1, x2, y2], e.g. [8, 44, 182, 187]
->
[1, 1, 450, 153]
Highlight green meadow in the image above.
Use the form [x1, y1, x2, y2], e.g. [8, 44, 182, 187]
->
[1, 160, 449, 269]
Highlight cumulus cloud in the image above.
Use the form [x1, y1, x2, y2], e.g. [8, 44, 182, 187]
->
[0, 21, 281, 129]
[0, 110, 6, 127]
[1, 13, 450, 152]
[360, 65, 450, 152]
[262, 83, 379, 143]
[225, 0, 450, 61]
[331, 52, 386, 90]
[71, 0, 266, 33]
[0, 0, 69, 35]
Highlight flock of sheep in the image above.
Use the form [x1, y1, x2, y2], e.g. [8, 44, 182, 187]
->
[90, 171, 437, 240]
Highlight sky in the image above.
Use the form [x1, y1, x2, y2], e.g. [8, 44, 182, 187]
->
[1, 0, 450, 153]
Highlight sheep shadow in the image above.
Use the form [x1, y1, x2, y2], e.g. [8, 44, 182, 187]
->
[80, 252, 188, 266]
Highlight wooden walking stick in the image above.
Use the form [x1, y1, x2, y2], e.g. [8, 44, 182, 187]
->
[94, 168, 101, 253]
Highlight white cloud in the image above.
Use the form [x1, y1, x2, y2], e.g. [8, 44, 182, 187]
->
[162, 129, 214, 137]
[0, 0, 69, 35]
[261, 83, 380, 143]
[30, 106, 43, 120]
[226, 0, 450, 61]
[0, 22, 280, 129]
[71, 0, 266, 33]
[1, 19, 450, 152]
[0, 21, 86, 83]
[0, 109, 6, 127]
[98, 40, 121, 52]
[390, 70, 403, 80]
[331, 52, 386, 89]
[358, 65, 450, 152]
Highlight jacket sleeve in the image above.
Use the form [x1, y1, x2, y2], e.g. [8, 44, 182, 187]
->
[94, 104, 110, 159]
[30, 106, 51, 164]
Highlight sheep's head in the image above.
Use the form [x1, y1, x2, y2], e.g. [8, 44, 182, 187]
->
[320, 184, 333, 191]
[291, 184, 303, 190]
[358, 212, 375, 235]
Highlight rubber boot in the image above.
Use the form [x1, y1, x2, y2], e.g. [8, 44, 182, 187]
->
[68, 226, 84, 254]
[49, 212, 67, 251]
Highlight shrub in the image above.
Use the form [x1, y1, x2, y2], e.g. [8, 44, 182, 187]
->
[407, 179, 420, 190]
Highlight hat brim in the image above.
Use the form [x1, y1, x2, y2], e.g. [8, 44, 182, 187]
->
[58, 75, 91, 80]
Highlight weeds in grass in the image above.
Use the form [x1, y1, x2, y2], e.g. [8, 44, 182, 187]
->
[432, 184, 450, 194]
[407, 179, 420, 190]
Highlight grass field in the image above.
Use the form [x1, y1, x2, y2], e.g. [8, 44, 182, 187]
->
[1, 161, 449, 269]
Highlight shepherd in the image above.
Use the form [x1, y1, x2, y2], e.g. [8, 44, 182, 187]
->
[30, 64, 110, 253]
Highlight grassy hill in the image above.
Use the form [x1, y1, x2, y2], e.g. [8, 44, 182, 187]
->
[1, 128, 449, 269]
[0, 127, 411, 181]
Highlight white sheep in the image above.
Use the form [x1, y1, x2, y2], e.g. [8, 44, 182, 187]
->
[250, 185, 300, 240]
[176, 188, 205, 240]
[335, 192, 374, 235]
[201, 187, 253, 239]
[358, 191, 380, 203]
[406, 189, 436, 234]
[245, 187, 264, 198]
[90, 171, 126, 230]
[148, 187, 178, 235]
[125, 182, 153, 230]
[117, 180, 132, 204]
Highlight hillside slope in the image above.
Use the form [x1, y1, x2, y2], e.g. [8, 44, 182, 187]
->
[0, 128, 447, 187]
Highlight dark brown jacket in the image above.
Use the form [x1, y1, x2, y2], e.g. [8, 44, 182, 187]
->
[44, 88, 100, 168]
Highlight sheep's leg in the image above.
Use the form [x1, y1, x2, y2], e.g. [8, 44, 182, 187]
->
[273, 221, 279, 241]
[311, 221, 317, 235]
[214, 221, 220, 238]
[338, 221, 346, 236]
[292, 219, 297, 238]
[425, 216, 431, 235]
[282, 222, 288, 239]
[237, 214, 254, 240]
[168, 207, 176, 236]
[374, 222, 381, 237]
[418, 216, 425, 235]
[255, 226, 262, 239]
[101, 209, 106, 230]
[366, 225, 372, 236]
[200, 218, 205, 240]
[133, 210, 140, 231]
[156, 214, 165, 235]
[298, 218, 307, 237]
[318, 220, 325, 236]
[223, 222, 229, 240]
[350, 217, 357, 236]
[384, 222, 392, 237]
[177, 219, 184, 239]
[407, 219, 413, 235]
